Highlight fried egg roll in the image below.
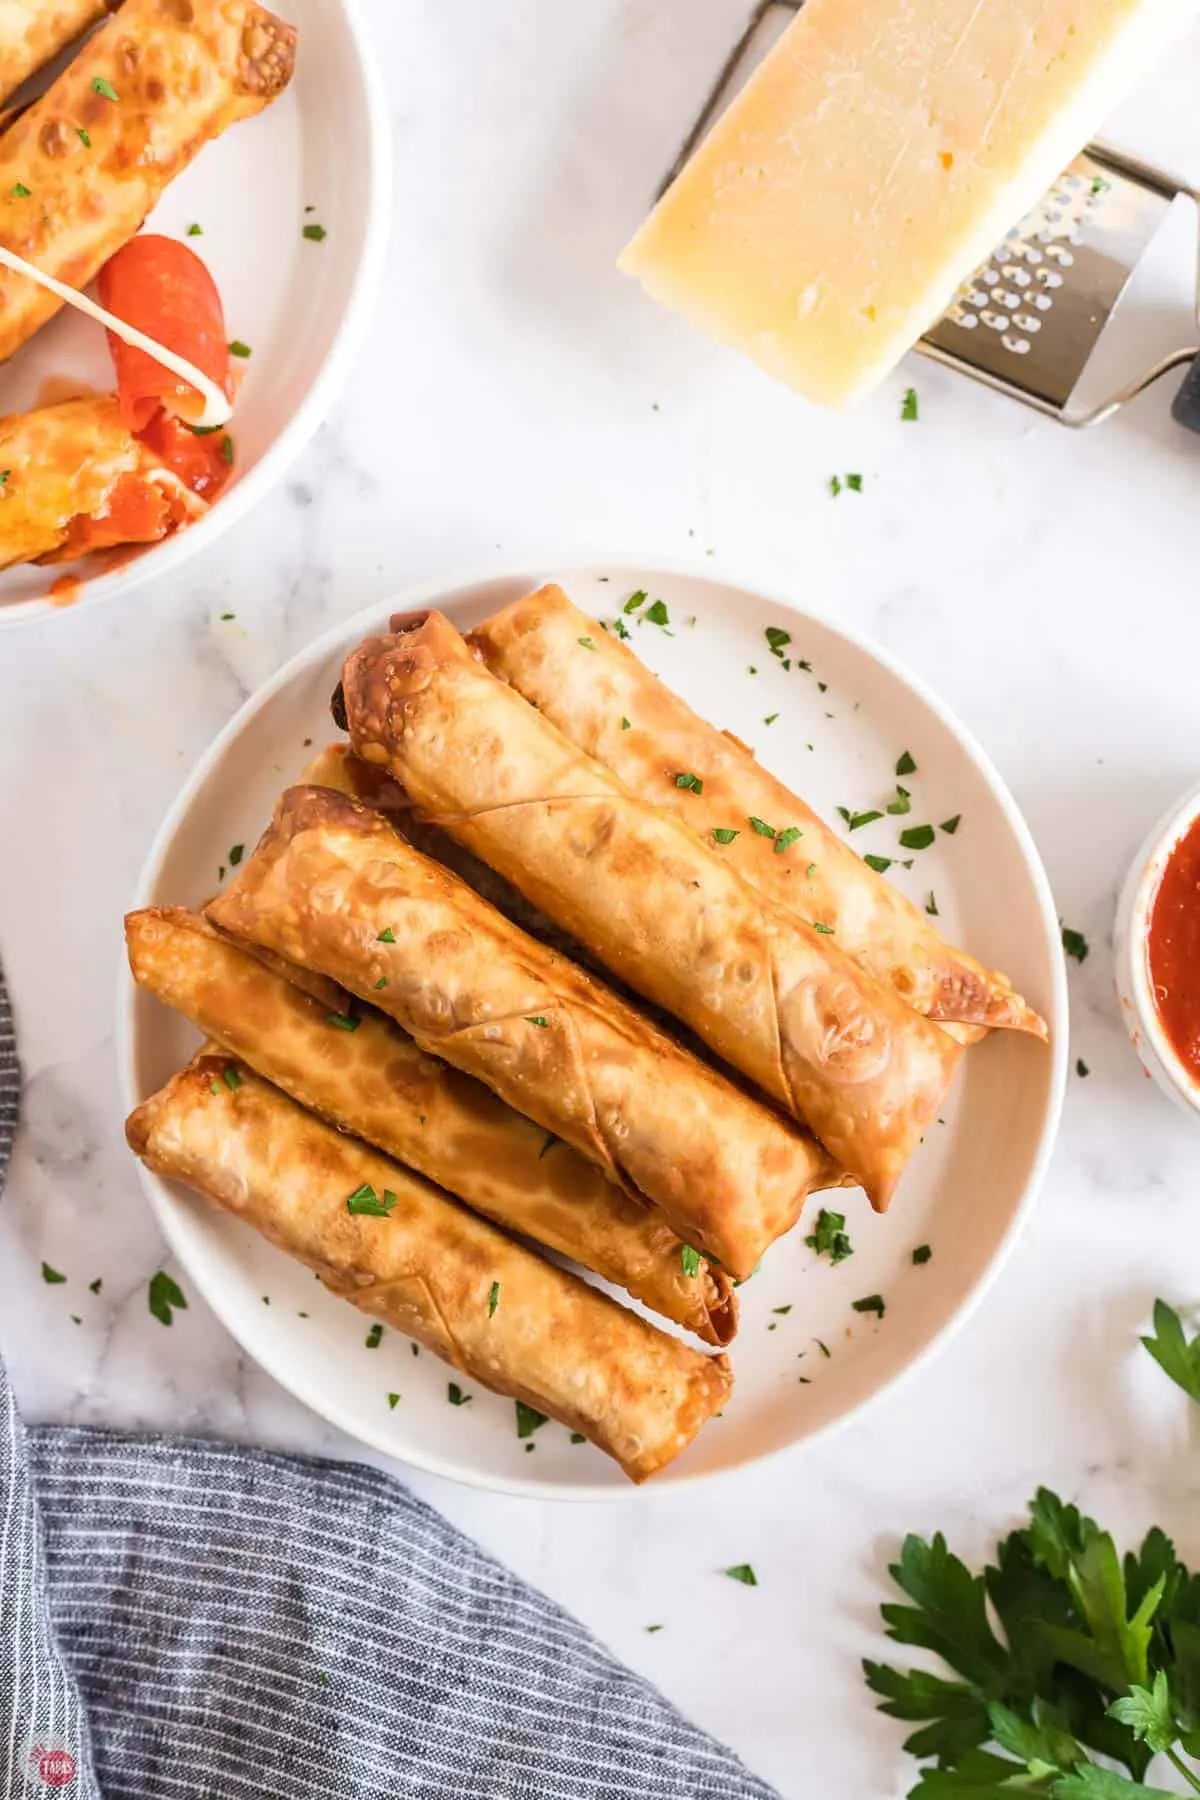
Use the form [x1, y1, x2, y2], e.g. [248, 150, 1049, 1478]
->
[0, 2, 111, 110]
[337, 613, 962, 1210]
[0, 393, 201, 568]
[0, 0, 296, 362]
[470, 586, 1046, 1040]
[206, 786, 838, 1280]
[126, 906, 736, 1345]
[127, 1053, 731, 1483]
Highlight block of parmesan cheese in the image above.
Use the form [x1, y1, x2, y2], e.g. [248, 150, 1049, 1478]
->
[619, 0, 1197, 408]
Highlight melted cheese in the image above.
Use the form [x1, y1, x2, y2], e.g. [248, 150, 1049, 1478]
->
[0, 243, 231, 429]
[620, 0, 1197, 408]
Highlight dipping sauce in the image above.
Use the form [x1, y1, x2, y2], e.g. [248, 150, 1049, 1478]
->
[1147, 813, 1200, 1082]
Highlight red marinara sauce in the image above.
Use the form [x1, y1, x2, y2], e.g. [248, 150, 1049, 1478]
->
[1147, 813, 1200, 1081]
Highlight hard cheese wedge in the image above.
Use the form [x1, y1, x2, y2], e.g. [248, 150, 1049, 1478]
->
[619, 0, 1196, 408]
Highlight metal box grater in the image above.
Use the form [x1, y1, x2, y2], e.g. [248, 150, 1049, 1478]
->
[662, 0, 1200, 430]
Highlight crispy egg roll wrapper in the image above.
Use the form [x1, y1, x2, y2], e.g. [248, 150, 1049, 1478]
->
[470, 587, 1046, 1042]
[0, 393, 199, 568]
[0, 0, 295, 362]
[127, 1053, 731, 1483]
[206, 786, 836, 1280]
[126, 906, 736, 1344]
[338, 613, 962, 1210]
[0, 1, 111, 109]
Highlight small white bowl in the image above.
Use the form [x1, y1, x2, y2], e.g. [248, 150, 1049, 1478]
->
[1114, 778, 1200, 1115]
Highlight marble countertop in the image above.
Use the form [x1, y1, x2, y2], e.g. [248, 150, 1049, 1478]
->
[5, 3, 1200, 1794]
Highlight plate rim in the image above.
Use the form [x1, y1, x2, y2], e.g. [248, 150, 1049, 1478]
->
[117, 552, 1069, 1501]
[0, 0, 392, 630]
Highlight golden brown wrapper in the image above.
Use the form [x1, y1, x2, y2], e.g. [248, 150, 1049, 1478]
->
[0, 0, 296, 362]
[0, 2, 111, 110]
[0, 394, 200, 569]
[337, 612, 962, 1210]
[126, 906, 736, 1345]
[126, 1053, 731, 1483]
[470, 587, 1046, 1041]
[206, 785, 838, 1280]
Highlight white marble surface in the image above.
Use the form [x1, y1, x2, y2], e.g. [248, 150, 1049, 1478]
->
[4, 3, 1200, 1794]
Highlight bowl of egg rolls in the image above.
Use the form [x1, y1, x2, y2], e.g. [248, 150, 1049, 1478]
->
[120, 566, 1067, 1493]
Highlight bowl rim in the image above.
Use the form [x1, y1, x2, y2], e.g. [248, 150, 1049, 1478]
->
[117, 551, 1069, 1501]
[0, 0, 392, 631]
[1117, 777, 1200, 1114]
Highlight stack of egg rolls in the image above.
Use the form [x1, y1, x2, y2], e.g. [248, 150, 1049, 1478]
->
[126, 905, 736, 1346]
[205, 784, 840, 1280]
[337, 612, 965, 1209]
[127, 1050, 731, 1483]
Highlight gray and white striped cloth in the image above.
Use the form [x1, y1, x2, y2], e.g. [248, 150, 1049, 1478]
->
[0, 966, 778, 1800]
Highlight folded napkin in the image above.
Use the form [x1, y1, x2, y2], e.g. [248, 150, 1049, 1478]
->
[0, 965, 777, 1800]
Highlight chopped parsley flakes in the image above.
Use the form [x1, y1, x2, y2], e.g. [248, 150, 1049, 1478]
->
[899, 824, 935, 851]
[516, 1401, 547, 1439]
[488, 1280, 500, 1317]
[346, 1184, 398, 1217]
[148, 1271, 186, 1326]
[91, 77, 119, 101]
[901, 388, 919, 422]
[852, 1294, 886, 1319]
[712, 827, 739, 845]
[724, 1564, 758, 1587]
[680, 1244, 702, 1278]
[675, 771, 703, 793]
[1062, 926, 1089, 963]
[447, 1382, 471, 1405]
[805, 1208, 853, 1265]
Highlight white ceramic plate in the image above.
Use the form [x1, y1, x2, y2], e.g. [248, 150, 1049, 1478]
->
[0, 0, 388, 627]
[119, 561, 1068, 1499]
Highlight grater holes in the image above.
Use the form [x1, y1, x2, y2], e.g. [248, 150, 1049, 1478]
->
[1001, 334, 1031, 354]
[1000, 264, 1032, 288]
[980, 309, 1010, 332]
[1012, 313, 1041, 334]
[990, 288, 1022, 310]
[1035, 267, 1062, 289]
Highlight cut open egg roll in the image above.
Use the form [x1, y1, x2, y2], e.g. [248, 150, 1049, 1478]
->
[470, 586, 1046, 1040]
[126, 1052, 732, 1482]
[0, 2, 111, 111]
[206, 785, 839, 1280]
[0, 394, 202, 569]
[0, 0, 296, 363]
[336, 612, 963, 1210]
[126, 906, 736, 1345]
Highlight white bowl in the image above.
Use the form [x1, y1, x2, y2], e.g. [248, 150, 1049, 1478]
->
[118, 558, 1068, 1498]
[1114, 778, 1200, 1115]
[0, 0, 389, 628]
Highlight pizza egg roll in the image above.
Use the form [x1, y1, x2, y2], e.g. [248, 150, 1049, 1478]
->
[470, 586, 1046, 1040]
[206, 785, 840, 1281]
[337, 613, 962, 1210]
[0, 0, 296, 363]
[0, 2, 112, 111]
[126, 906, 736, 1346]
[0, 394, 202, 569]
[127, 1052, 732, 1483]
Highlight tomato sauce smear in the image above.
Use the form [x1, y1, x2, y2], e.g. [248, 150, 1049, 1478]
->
[1147, 812, 1200, 1082]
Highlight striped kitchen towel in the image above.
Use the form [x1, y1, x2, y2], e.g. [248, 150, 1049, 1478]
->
[0, 963, 778, 1800]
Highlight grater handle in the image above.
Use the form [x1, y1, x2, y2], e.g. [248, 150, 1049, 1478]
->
[1171, 357, 1200, 435]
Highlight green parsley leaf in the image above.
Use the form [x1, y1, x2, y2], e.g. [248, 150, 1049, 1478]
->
[89, 1278, 102, 1294]
[806, 1209, 853, 1264]
[675, 771, 703, 793]
[912, 1245, 932, 1265]
[525, 1015, 548, 1028]
[228, 340, 252, 359]
[228, 843, 244, 866]
[148, 1271, 187, 1326]
[377, 927, 396, 942]
[1076, 1058, 1090, 1078]
[42, 1263, 66, 1285]
[764, 712, 779, 726]
[0, 471, 10, 487]
[1062, 926, 1089, 963]
[773, 1304, 792, 1315]
[222, 1065, 241, 1091]
[186, 222, 203, 236]
[765, 626, 791, 657]
[846, 473, 863, 492]
[220, 611, 235, 620]
[326, 1011, 359, 1031]
[365, 1323, 383, 1349]
[887, 787, 912, 816]
[76, 127, 91, 147]
[839, 808, 884, 832]
[577, 635, 594, 649]
[10, 182, 30, 198]
[724, 1564, 758, 1587]
[829, 475, 842, 497]
[210, 1080, 221, 1096]
[447, 1382, 471, 1405]
[1109, 1670, 1176, 1755]
[774, 825, 802, 855]
[610, 617, 630, 640]
[901, 388, 919, 422]
[925, 892, 939, 916]
[569, 1432, 587, 1444]
[810, 921, 835, 933]
[864, 853, 892, 873]
[896, 750, 917, 776]
[488, 1280, 500, 1318]
[852, 1294, 885, 1318]
[92, 76, 119, 101]
[749, 816, 777, 839]
[346, 1184, 398, 1217]
[1141, 1300, 1200, 1405]
[680, 1244, 702, 1278]
[645, 1623, 664, 1633]
[623, 588, 647, 614]
[516, 1401, 547, 1439]
[712, 827, 740, 846]
[388, 1393, 400, 1409]
[899, 825, 935, 851]
[303, 222, 327, 242]
[374, 976, 388, 990]
[940, 815, 962, 835]
[219, 434, 234, 465]
[620, 716, 631, 730]
[643, 598, 670, 628]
